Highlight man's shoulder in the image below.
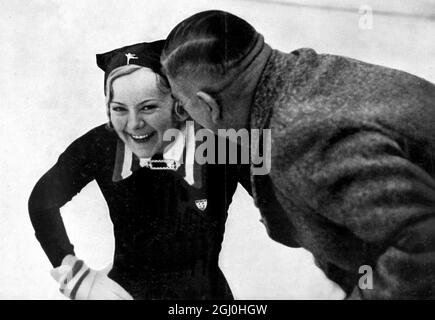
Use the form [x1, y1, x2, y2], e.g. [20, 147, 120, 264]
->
[316, 51, 435, 102]
[282, 47, 435, 95]
[267, 49, 435, 146]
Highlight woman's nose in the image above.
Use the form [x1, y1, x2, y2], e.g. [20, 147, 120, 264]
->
[127, 112, 146, 131]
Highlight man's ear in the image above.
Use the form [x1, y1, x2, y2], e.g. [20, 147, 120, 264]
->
[196, 91, 220, 124]
[174, 101, 190, 121]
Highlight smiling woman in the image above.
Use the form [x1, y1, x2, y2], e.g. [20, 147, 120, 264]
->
[108, 66, 175, 159]
[27, 40, 247, 300]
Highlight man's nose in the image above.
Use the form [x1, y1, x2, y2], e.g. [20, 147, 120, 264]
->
[127, 112, 146, 131]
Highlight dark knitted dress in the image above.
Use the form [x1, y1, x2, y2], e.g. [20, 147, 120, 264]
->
[28, 124, 243, 300]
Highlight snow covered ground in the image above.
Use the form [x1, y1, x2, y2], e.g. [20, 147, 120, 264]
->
[0, 0, 434, 299]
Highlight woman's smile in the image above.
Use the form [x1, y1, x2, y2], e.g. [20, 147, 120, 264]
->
[128, 131, 156, 142]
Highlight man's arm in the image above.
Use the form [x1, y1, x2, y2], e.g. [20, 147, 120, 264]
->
[306, 128, 435, 299]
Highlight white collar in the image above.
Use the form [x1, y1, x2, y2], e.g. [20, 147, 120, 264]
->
[120, 121, 197, 185]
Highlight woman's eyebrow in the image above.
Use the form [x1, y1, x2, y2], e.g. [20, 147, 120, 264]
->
[110, 99, 159, 107]
[135, 99, 159, 107]
[110, 101, 126, 106]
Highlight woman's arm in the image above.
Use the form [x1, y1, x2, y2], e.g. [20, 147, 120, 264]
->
[28, 128, 100, 267]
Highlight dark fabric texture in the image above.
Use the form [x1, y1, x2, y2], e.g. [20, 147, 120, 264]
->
[248, 47, 435, 299]
[28, 124, 243, 300]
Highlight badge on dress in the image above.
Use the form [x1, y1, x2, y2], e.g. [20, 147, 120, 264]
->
[195, 199, 207, 211]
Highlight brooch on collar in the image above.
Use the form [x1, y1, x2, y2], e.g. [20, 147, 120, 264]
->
[142, 159, 180, 171]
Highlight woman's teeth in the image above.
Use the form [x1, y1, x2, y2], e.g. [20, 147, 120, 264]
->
[130, 132, 154, 141]
[132, 133, 150, 139]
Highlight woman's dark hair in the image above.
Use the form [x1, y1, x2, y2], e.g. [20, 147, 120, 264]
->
[161, 10, 259, 81]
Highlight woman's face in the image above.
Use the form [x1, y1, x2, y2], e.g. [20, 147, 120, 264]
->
[109, 68, 175, 158]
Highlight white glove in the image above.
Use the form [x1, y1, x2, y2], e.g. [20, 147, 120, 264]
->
[51, 255, 133, 300]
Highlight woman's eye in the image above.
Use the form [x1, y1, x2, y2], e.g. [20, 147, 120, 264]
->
[141, 105, 157, 112]
[111, 106, 127, 112]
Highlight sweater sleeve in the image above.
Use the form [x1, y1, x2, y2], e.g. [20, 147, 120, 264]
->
[28, 130, 99, 267]
[307, 128, 435, 299]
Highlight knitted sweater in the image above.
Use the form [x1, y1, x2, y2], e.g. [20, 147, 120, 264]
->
[249, 47, 435, 299]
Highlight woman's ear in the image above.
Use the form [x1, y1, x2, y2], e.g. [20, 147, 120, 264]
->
[196, 91, 220, 124]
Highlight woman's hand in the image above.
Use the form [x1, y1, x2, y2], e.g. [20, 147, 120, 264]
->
[51, 255, 133, 300]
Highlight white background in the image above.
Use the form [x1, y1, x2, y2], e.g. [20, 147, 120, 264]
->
[1, 0, 434, 299]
